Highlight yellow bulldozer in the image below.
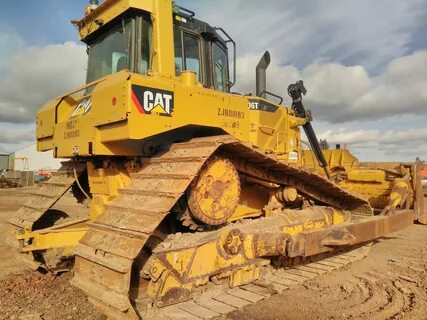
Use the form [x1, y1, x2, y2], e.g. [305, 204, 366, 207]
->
[8, 0, 425, 319]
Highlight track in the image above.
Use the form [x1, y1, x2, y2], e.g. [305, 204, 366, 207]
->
[73, 135, 372, 320]
[145, 244, 372, 320]
[7, 161, 87, 269]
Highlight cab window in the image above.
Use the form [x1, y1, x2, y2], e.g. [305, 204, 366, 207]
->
[86, 18, 133, 83]
[174, 29, 202, 81]
[174, 30, 183, 76]
[137, 15, 152, 74]
[212, 42, 228, 92]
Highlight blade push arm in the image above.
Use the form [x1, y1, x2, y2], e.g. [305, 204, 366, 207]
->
[288, 80, 331, 179]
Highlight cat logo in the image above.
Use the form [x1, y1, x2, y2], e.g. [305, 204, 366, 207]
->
[131, 85, 174, 117]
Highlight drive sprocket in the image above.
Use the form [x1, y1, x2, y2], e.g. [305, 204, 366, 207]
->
[187, 157, 240, 226]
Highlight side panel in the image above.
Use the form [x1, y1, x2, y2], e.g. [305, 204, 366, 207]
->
[126, 76, 249, 141]
[37, 98, 61, 151]
[38, 70, 306, 159]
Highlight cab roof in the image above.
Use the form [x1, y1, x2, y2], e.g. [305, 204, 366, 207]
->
[74, 0, 226, 47]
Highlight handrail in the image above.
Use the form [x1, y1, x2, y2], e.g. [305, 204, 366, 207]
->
[214, 27, 237, 89]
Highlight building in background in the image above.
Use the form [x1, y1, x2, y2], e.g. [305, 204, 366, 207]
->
[0, 153, 10, 170]
[11, 144, 62, 171]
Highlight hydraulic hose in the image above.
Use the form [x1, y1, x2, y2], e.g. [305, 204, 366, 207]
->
[73, 159, 91, 201]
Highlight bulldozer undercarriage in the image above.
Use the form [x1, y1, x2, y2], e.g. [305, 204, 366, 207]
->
[6, 137, 421, 320]
[6, 135, 418, 319]
[22, 135, 404, 320]
[139, 243, 374, 320]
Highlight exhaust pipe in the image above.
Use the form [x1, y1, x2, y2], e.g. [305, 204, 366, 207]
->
[256, 51, 271, 98]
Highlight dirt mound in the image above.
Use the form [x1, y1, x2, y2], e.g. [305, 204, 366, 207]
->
[0, 271, 105, 320]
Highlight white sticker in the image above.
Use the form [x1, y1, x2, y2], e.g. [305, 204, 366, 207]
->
[289, 151, 298, 161]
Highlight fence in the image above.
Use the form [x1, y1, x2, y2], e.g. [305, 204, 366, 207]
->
[3, 171, 35, 187]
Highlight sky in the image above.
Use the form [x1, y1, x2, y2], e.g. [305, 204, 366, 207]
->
[0, 0, 426, 161]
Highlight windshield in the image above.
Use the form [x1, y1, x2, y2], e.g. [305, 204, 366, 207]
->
[86, 18, 132, 84]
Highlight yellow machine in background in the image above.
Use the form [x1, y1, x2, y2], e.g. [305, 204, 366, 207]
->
[303, 148, 425, 221]
[8, 0, 425, 319]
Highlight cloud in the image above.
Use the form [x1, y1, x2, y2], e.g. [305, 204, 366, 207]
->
[316, 126, 427, 161]
[0, 26, 26, 73]
[319, 127, 427, 146]
[0, 124, 35, 154]
[0, 41, 86, 123]
[235, 50, 427, 123]
[196, 0, 426, 72]
[0, 126, 34, 144]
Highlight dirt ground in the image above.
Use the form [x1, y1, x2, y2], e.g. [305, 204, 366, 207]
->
[1, 189, 427, 320]
[0, 189, 31, 279]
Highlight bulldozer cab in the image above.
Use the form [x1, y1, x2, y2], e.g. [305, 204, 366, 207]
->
[83, 3, 232, 92]
[173, 10, 233, 92]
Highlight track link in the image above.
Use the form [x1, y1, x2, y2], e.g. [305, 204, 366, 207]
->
[73, 135, 371, 319]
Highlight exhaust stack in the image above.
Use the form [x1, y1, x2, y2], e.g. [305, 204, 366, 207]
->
[256, 51, 271, 98]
